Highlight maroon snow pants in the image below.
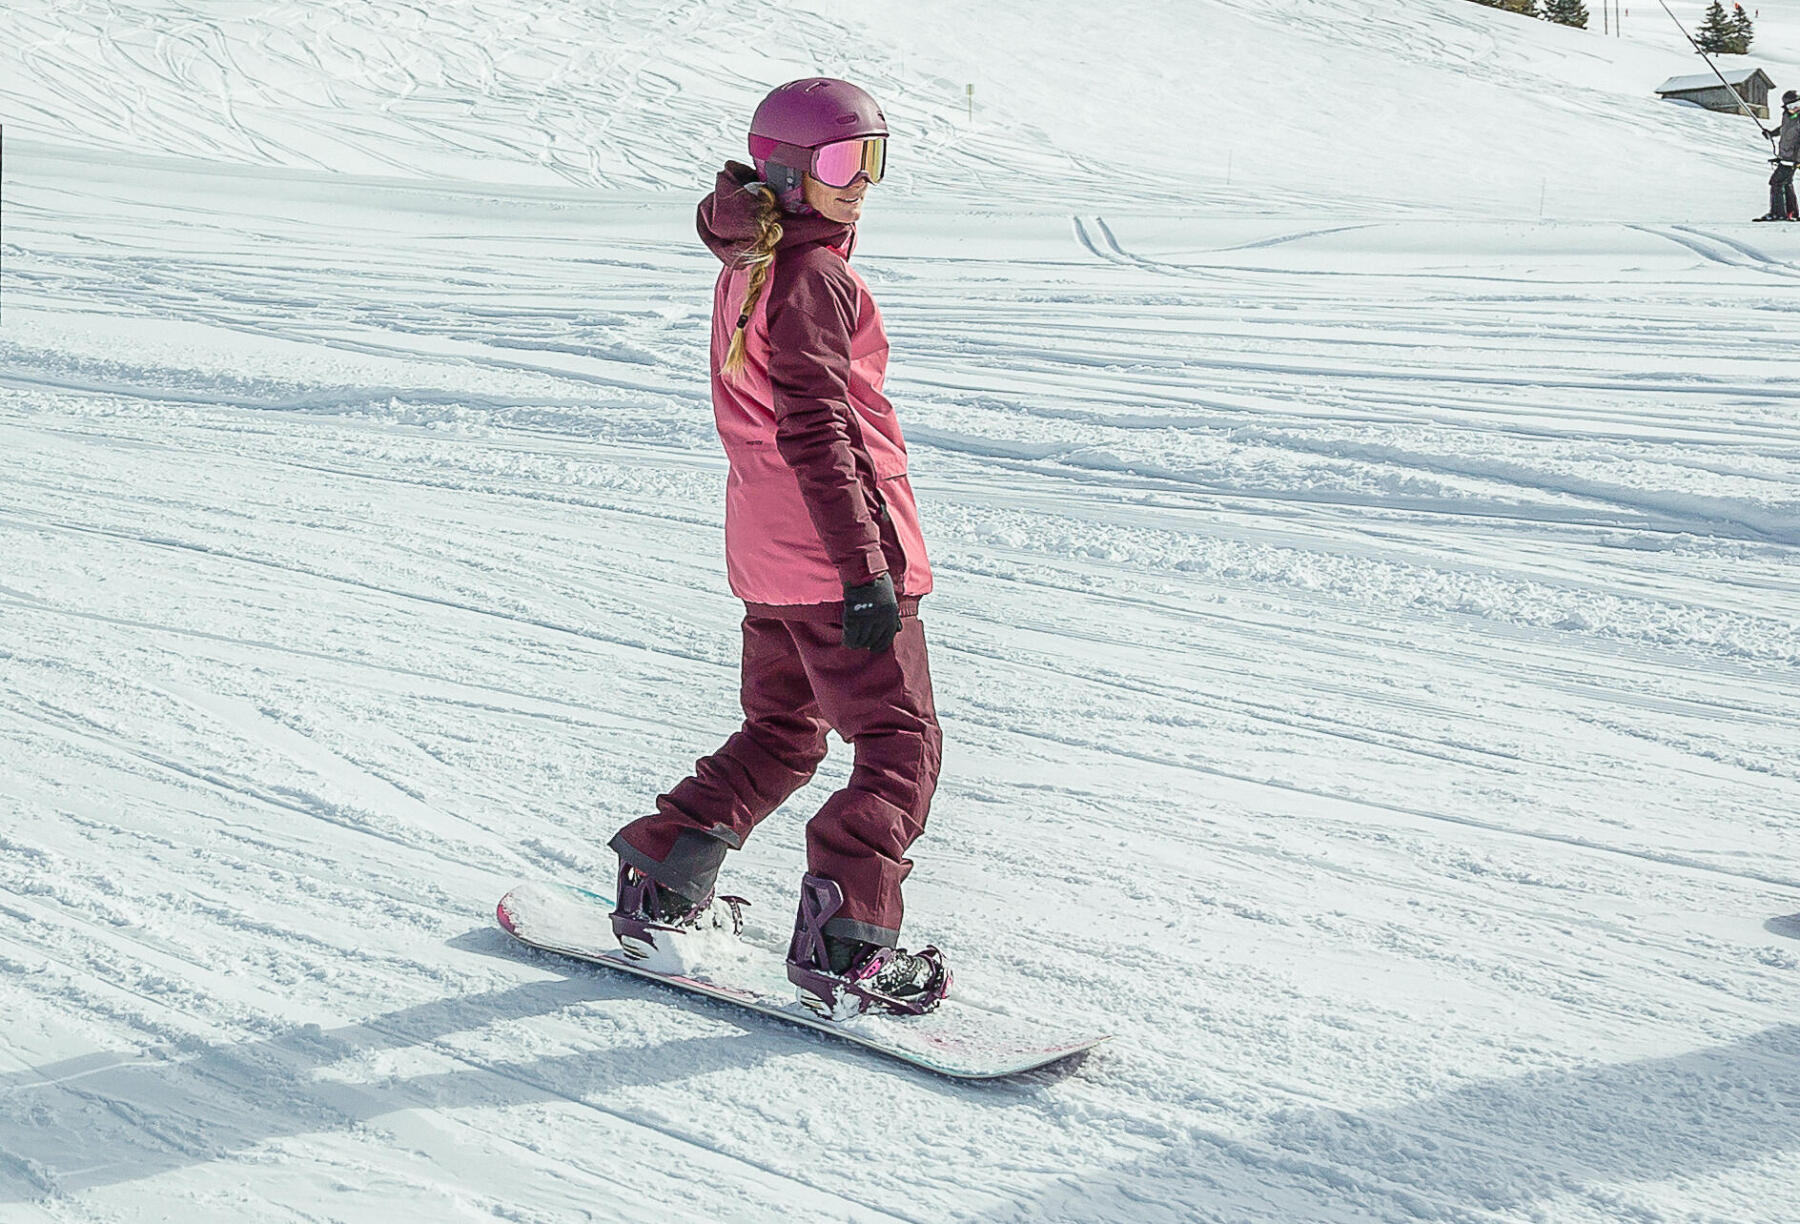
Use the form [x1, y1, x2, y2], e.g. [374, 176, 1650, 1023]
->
[609, 610, 941, 945]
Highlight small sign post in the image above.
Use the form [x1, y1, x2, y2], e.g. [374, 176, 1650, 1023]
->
[966, 83, 973, 123]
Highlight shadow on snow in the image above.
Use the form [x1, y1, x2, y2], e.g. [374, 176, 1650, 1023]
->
[2, 926, 1795, 1221]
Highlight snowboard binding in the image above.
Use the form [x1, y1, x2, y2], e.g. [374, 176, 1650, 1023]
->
[785, 874, 951, 1020]
[610, 862, 746, 971]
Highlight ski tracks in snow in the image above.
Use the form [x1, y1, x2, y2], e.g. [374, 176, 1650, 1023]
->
[1630, 224, 1800, 280]
[4, 141, 1800, 1221]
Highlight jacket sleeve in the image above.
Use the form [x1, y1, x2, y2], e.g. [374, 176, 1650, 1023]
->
[765, 247, 887, 588]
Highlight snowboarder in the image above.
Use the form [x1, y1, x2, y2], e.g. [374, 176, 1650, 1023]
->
[1756, 89, 1799, 221]
[605, 79, 951, 1020]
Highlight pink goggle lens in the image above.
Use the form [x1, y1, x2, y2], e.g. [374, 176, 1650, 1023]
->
[810, 137, 886, 189]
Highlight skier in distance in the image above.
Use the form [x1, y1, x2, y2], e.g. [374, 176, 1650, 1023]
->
[1756, 90, 1799, 222]
[605, 79, 951, 1020]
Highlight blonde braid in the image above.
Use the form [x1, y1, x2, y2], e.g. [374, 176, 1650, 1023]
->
[721, 184, 783, 377]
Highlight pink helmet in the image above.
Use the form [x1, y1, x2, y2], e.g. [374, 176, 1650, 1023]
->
[748, 78, 889, 213]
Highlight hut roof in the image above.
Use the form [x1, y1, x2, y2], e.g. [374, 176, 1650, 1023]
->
[1656, 67, 1773, 94]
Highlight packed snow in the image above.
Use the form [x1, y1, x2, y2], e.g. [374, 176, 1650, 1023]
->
[2, 1, 1798, 1222]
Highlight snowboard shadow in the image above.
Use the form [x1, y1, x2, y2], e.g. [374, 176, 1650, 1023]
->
[1, 923, 1001, 1204]
[0, 930, 789, 1204]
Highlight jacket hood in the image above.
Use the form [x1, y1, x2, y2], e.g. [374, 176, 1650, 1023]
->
[697, 161, 852, 265]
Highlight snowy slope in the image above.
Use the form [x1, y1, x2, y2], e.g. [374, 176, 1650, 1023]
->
[4, 1, 1800, 1222]
[5, 0, 1800, 214]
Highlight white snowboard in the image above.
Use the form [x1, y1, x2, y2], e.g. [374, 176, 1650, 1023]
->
[495, 880, 1109, 1080]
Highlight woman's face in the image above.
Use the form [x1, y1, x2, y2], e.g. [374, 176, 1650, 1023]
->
[803, 172, 870, 224]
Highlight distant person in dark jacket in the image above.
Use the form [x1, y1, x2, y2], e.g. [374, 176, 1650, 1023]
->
[1757, 90, 1799, 222]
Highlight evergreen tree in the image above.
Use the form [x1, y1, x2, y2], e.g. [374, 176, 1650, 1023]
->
[1726, 3, 1754, 53]
[1543, 0, 1588, 28]
[1695, 0, 1734, 53]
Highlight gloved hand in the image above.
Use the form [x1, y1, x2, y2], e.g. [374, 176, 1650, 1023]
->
[842, 574, 900, 653]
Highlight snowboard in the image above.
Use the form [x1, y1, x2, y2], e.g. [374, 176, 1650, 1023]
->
[494, 880, 1108, 1079]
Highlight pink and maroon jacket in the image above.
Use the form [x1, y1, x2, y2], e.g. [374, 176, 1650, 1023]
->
[697, 162, 932, 615]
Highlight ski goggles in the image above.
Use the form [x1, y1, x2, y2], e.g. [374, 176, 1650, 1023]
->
[810, 136, 886, 188]
[750, 135, 887, 188]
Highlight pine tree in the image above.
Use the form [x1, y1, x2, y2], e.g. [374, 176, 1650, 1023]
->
[1696, 0, 1734, 53]
[1543, 0, 1588, 28]
[1726, 3, 1754, 53]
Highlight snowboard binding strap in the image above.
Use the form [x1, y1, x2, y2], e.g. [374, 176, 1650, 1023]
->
[611, 863, 748, 961]
[786, 874, 950, 1020]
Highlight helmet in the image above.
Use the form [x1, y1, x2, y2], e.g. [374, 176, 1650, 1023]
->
[1785, 89, 1799, 106]
[749, 78, 889, 212]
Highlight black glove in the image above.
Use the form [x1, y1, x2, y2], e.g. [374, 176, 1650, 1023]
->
[841, 574, 900, 653]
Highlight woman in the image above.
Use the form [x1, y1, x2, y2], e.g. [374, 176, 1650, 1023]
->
[606, 79, 949, 1020]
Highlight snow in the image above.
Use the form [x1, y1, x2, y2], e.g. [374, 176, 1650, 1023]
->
[3, 1, 1799, 1222]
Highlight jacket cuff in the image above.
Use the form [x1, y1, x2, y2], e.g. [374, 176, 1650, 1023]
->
[840, 545, 889, 589]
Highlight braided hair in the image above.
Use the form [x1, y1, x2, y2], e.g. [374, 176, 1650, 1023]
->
[721, 183, 783, 377]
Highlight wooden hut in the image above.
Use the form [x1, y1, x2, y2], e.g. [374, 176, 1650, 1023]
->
[1655, 67, 1776, 119]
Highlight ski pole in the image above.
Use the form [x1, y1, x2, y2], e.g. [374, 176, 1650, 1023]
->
[1654, 0, 1774, 141]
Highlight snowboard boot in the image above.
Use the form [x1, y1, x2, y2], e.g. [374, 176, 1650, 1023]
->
[785, 874, 951, 1020]
[1754, 212, 1787, 221]
[610, 861, 746, 971]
